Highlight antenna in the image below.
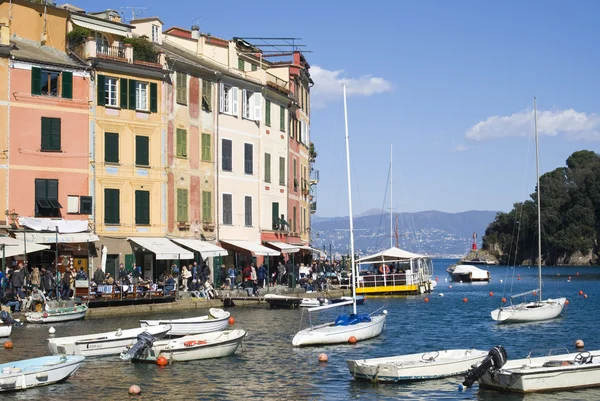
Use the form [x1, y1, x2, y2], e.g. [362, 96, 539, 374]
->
[119, 7, 147, 23]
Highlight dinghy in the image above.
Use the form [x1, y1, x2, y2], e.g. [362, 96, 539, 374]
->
[300, 298, 329, 308]
[47, 325, 172, 356]
[347, 349, 488, 382]
[0, 325, 11, 338]
[0, 310, 17, 337]
[139, 308, 230, 336]
[0, 355, 84, 392]
[120, 329, 246, 363]
[26, 304, 88, 324]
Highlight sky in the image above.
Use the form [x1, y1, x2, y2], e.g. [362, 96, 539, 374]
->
[70, 0, 600, 217]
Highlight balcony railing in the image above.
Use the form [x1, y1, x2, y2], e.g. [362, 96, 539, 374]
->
[310, 169, 319, 185]
[310, 201, 317, 214]
[266, 72, 289, 93]
[97, 45, 126, 60]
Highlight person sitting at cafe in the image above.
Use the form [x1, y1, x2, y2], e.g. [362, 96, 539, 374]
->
[105, 273, 115, 285]
[164, 274, 176, 293]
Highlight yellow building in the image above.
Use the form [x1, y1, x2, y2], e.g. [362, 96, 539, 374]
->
[0, 18, 9, 224]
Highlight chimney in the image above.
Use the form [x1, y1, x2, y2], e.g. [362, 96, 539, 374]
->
[191, 25, 200, 40]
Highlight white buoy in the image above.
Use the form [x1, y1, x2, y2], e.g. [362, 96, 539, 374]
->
[500, 279, 503, 284]
[444, 278, 448, 282]
[439, 293, 444, 297]
[48, 327, 56, 334]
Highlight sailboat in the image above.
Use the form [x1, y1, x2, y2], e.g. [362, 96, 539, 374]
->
[292, 84, 387, 347]
[490, 98, 566, 323]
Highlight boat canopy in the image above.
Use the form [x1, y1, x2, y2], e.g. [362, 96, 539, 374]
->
[356, 246, 425, 264]
[452, 265, 489, 280]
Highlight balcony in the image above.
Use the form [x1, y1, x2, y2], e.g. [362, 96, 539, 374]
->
[266, 72, 290, 95]
[301, 178, 310, 196]
[310, 201, 317, 214]
[310, 169, 319, 185]
[70, 36, 163, 69]
[97, 45, 127, 61]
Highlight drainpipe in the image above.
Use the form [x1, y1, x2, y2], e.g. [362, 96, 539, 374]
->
[90, 70, 97, 235]
[6, 55, 11, 217]
[214, 72, 222, 243]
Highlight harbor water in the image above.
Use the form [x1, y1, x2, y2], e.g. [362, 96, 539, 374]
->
[3, 260, 600, 400]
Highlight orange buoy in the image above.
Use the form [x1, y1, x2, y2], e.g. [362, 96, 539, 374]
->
[3, 341, 12, 349]
[518, 274, 520, 277]
[579, 290, 584, 295]
[424, 297, 429, 303]
[518, 277, 521, 281]
[128, 385, 141, 395]
[463, 297, 468, 303]
[228, 317, 235, 325]
[501, 297, 507, 303]
[42, 312, 49, 318]
[318, 353, 328, 362]
[348, 336, 357, 344]
[489, 292, 494, 297]
[156, 356, 168, 366]
[584, 294, 588, 299]
[565, 299, 570, 305]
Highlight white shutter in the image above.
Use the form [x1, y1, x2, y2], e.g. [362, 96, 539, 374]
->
[301, 121, 306, 143]
[231, 87, 239, 116]
[307, 124, 310, 145]
[219, 83, 225, 113]
[242, 89, 248, 119]
[253, 92, 262, 121]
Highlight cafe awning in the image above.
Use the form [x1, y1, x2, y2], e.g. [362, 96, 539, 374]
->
[128, 237, 194, 260]
[266, 241, 300, 254]
[23, 232, 99, 244]
[170, 238, 229, 257]
[2, 242, 50, 258]
[298, 245, 326, 257]
[219, 240, 280, 256]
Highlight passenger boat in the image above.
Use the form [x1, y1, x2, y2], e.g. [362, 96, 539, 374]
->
[47, 325, 171, 357]
[120, 329, 246, 363]
[264, 294, 302, 309]
[140, 308, 230, 336]
[26, 304, 88, 324]
[347, 349, 488, 382]
[0, 355, 84, 392]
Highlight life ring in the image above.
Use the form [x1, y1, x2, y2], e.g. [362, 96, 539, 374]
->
[379, 265, 390, 274]
[184, 340, 207, 347]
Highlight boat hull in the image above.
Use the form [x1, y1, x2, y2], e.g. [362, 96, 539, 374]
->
[48, 325, 172, 356]
[0, 325, 12, 337]
[264, 294, 301, 309]
[332, 295, 365, 305]
[347, 349, 488, 382]
[26, 305, 88, 324]
[140, 309, 230, 336]
[0, 355, 84, 392]
[491, 298, 566, 323]
[292, 314, 386, 347]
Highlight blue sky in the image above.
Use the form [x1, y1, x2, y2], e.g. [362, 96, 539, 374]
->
[70, 0, 600, 217]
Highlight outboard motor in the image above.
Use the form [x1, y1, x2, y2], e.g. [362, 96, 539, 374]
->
[463, 346, 508, 388]
[0, 310, 15, 325]
[120, 331, 157, 361]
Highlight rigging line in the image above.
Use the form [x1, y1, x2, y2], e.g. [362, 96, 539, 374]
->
[374, 164, 392, 251]
[331, 93, 344, 222]
[395, 157, 422, 254]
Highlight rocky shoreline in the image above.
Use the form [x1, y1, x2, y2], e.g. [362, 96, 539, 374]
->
[462, 249, 598, 266]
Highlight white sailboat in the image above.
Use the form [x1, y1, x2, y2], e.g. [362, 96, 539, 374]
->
[491, 98, 566, 323]
[292, 84, 387, 347]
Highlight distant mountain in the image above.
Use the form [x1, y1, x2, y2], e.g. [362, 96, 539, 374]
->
[311, 210, 499, 258]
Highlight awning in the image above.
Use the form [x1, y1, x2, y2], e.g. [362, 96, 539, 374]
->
[170, 238, 229, 257]
[219, 240, 280, 256]
[298, 245, 326, 256]
[2, 242, 50, 258]
[19, 217, 88, 233]
[128, 237, 194, 260]
[266, 241, 299, 254]
[22, 232, 99, 244]
[71, 17, 131, 37]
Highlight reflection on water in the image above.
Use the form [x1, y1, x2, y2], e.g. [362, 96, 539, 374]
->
[1, 265, 600, 400]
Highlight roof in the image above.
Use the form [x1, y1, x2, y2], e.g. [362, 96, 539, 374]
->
[164, 27, 192, 39]
[356, 246, 426, 264]
[10, 37, 84, 68]
[155, 40, 217, 76]
[130, 17, 164, 25]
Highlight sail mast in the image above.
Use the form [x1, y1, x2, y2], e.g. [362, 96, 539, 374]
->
[390, 144, 393, 249]
[342, 84, 357, 315]
[534, 97, 542, 302]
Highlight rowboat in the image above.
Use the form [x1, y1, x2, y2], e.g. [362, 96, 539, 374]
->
[47, 325, 172, 357]
[0, 355, 84, 392]
[120, 329, 246, 363]
[139, 308, 230, 336]
[300, 298, 329, 308]
[26, 304, 88, 324]
[347, 349, 488, 382]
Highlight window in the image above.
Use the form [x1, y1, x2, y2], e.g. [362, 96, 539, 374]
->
[177, 188, 188, 221]
[238, 58, 244, 71]
[201, 133, 211, 161]
[95, 31, 109, 55]
[136, 135, 149, 166]
[104, 188, 120, 224]
[104, 132, 119, 163]
[244, 143, 253, 175]
[264, 153, 271, 183]
[202, 191, 212, 223]
[242, 89, 262, 121]
[176, 72, 187, 105]
[202, 80, 212, 111]
[251, 63, 257, 71]
[272, 202, 279, 230]
[303, 207, 307, 234]
[176, 129, 187, 158]
[265, 100, 271, 126]
[293, 206, 297, 232]
[222, 139, 232, 171]
[135, 190, 150, 225]
[244, 196, 252, 226]
[35, 178, 60, 217]
[80, 196, 93, 215]
[219, 83, 238, 116]
[41, 117, 61, 152]
[136, 81, 148, 110]
[279, 157, 285, 185]
[279, 105, 285, 131]
[31, 67, 72, 99]
[222, 193, 232, 225]
[293, 159, 297, 191]
[151, 24, 160, 43]
[104, 77, 118, 107]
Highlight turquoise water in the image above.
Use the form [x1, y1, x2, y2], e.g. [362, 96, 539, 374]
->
[2, 259, 600, 400]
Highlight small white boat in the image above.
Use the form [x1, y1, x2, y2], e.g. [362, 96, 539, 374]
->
[139, 308, 230, 336]
[47, 325, 172, 356]
[0, 355, 84, 392]
[450, 265, 490, 282]
[347, 349, 489, 382]
[0, 325, 12, 338]
[26, 304, 88, 324]
[464, 346, 600, 393]
[300, 298, 329, 308]
[491, 297, 567, 323]
[264, 294, 302, 309]
[120, 329, 246, 363]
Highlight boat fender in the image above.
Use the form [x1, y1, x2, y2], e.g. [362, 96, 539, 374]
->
[184, 340, 207, 347]
[36, 372, 49, 381]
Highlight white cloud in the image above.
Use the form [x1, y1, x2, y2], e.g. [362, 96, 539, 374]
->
[454, 144, 468, 152]
[466, 108, 600, 141]
[310, 65, 393, 108]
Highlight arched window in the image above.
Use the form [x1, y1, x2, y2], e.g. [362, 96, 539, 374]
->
[95, 32, 109, 55]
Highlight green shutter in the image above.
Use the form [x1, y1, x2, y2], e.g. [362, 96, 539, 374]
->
[136, 136, 149, 166]
[105, 132, 119, 163]
[265, 100, 271, 126]
[238, 58, 244, 71]
[104, 188, 120, 224]
[41, 117, 51, 150]
[135, 190, 150, 225]
[120, 78, 128, 108]
[97, 74, 105, 106]
[177, 189, 188, 221]
[201, 133, 210, 161]
[279, 157, 285, 185]
[31, 67, 41, 95]
[251, 63, 257, 71]
[150, 82, 158, 113]
[280, 106, 285, 131]
[62, 71, 73, 99]
[177, 189, 183, 221]
[265, 153, 271, 183]
[272, 202, 279, 229]
[176, 129, 181, 157]
[51, 118, 61, 151]
[202, 191, 212, 223]
[176, 129, 187, 157]
[128, 79, 136, 110]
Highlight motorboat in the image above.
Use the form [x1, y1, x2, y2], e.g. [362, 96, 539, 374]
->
[300, 298, 329, 308]
[26, 304, 88, 324]
[0, 355, 84, 392]
[140, 308, 231, 336]
[264, 294, 302, 309]
[331, 295, 365, 305]
[450, 265, 490, 282]
[47, 325, 172, 357]
[347, 349, 488, 382]
[120, 329, 246, 363]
